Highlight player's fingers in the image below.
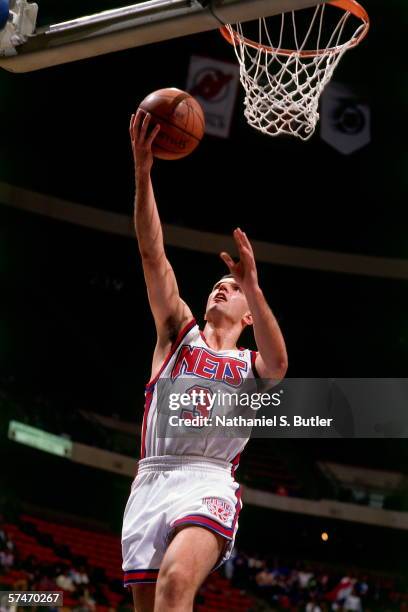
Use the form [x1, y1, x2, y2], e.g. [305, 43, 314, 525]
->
[220, 251, 235, 271]
[241, 231, 254, 254]
[241, 249, 255, 269]
[133, 109, 144, 136]
[235, 229, 254, 261]
[139, 112, 151, 141]
[234, 234, 253, 261]
[129, 115, 137, 144]
[234, 228, 247, 254]
[241, 243, 255, 265]
[233, 227, 245, 247]
[236, 227, 248, 246]
[146, 123, 160, 147]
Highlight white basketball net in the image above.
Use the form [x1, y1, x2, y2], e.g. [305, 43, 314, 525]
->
[224, 3, 368, 140]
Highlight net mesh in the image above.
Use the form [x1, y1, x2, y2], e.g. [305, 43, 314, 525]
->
[224, 3, 368, 140]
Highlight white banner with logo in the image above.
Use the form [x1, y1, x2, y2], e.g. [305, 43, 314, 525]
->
[320, 82, 371, 155]
[186, 55, 240, 139]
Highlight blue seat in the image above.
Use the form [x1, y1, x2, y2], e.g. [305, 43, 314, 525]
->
[0, 0, 9, 31]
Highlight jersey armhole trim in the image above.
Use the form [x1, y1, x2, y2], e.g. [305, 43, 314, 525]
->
[145, 318, 197, 389]
[251, 350, 260, 379]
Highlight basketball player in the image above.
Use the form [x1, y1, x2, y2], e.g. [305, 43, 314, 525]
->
[122, 109, 288, 612]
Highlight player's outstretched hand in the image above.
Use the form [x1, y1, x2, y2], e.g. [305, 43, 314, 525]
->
[129, 109, 160, 175]
[220, 228, 259, 292]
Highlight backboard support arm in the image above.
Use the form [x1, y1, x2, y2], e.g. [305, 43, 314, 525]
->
[0, 0, 328, 73]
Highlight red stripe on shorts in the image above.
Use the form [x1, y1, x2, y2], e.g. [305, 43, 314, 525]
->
[172, 514, 234, 538]
[124, 569, 159, 584]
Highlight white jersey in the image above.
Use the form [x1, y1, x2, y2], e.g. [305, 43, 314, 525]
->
[140, 318, 258, 474]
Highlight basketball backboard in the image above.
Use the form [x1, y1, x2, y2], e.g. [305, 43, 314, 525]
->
[0, 0, 330, 72]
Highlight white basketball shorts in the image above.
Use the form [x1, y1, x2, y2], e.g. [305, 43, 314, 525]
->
[121, 455, 242, 586]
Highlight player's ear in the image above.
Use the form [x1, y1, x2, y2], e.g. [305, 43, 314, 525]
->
[243, 311, 253, 326]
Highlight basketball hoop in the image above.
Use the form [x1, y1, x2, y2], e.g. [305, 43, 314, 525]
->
[220, 0, 369, 140]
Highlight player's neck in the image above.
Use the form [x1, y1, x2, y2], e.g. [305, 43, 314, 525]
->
[202, 321, 241, 351]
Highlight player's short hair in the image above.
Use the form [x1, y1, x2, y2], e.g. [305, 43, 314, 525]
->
[212, 274, 235, 291]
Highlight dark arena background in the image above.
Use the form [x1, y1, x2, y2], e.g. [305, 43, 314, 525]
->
[0, 0, 407, 610]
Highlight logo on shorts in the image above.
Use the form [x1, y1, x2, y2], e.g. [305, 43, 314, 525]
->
[202, 497, 234, 523]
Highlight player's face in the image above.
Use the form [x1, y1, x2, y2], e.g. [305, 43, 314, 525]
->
[205, 278, 251, 325]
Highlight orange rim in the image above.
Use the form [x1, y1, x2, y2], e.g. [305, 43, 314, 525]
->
[219, 0, 369, 58]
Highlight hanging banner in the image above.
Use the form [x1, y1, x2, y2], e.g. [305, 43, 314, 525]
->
[186, 55, 240, 139]
[320, 82, 371, 154]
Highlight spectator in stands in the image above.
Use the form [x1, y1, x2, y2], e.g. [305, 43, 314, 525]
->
[56, 566, 76, 592]
[0, 545, 14, 571]
[72, 596, 94, 612]
[223, 547, 237, 581]
[344, 587, 363, 612]
[89, 583, 110, 608]
[218, 548, 407, 612]
[306, 599, 322, 612]
[5, 538, 14, 553]
[317, 571, 330, 592]
[0, 516, 6, 545]
[35, 567, 58, 593]
[297, 564, 314, 591]
[255, 567, 276, 587]
[72, 587, 96, 612]
[355, 575, 369, 600]
[0, 524, 15, 556]
[231, 552, 250, 589]
[21, 554, 38, 587]
[70, 564, 90, 586]
[248, 552, 265, 576]
[327, 575, 355, 606]
[305, 594, 322, 612]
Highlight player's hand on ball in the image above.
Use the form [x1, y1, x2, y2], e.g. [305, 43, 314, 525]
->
[220, 228, 259, 291]
[129, 109, 160, 174]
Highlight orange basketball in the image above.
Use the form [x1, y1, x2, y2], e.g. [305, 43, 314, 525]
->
[138, 88, 205, 160]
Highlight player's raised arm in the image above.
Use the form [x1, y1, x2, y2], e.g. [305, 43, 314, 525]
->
[130, 109, 193, 344]
[221, 228, 288, 382]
